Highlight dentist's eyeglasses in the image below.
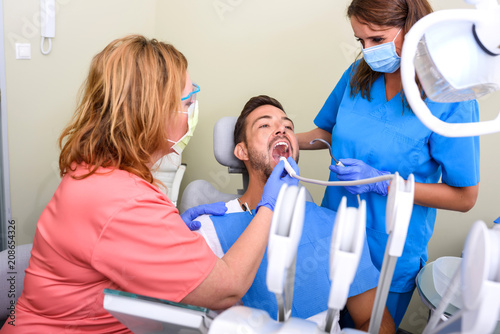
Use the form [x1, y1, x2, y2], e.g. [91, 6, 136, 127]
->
[181, 83, 200, 105]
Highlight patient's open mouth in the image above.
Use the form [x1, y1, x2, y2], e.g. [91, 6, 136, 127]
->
[272, 141, 290, 163]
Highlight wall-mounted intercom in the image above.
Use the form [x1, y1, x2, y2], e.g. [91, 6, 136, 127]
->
[40, 0, 55, 55]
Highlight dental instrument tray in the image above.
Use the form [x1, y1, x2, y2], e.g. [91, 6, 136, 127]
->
[103, 288, 216, 334]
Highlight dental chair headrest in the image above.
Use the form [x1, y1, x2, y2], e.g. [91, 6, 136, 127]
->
[213, 116, 246, 173]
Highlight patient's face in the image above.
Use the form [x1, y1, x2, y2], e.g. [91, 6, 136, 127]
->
[244, 105, 299, 178]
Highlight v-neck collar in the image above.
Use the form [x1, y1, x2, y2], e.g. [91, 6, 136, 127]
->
[380, 74, 402, 103]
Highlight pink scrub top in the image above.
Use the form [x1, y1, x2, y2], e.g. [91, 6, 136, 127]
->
[1, 164, 217, 333]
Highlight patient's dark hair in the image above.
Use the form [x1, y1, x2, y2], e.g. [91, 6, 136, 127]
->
[234, 95, 285, 146]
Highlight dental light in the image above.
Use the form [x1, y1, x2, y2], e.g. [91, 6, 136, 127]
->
[402, 2, 500, 333]
[401, 0, 500, 137]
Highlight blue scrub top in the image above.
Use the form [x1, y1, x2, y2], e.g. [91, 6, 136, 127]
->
[211, 202, 380, 320]
[314, 62, 480, 293]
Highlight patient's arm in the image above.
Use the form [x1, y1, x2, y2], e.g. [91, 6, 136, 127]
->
[346, 288, 395, 334]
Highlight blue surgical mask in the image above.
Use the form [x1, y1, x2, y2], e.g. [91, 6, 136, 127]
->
[362, 29, 402, 73]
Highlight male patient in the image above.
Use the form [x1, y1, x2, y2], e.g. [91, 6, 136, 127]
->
[194, 95, 395, 333]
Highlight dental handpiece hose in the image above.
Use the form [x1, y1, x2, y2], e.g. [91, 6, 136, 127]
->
[309, 138, 363, 205]
[280, 157, 394, 187]
[333, 160, 362, 205]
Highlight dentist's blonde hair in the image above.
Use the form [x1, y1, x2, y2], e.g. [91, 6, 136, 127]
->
[58, 35, 187, 183]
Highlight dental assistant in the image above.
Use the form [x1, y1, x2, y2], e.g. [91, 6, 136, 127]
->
[297, 0, 479, 328]
[2, 35, 296, 333]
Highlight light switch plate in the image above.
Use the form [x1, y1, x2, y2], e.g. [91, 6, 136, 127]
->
[15, 43, 31, 60]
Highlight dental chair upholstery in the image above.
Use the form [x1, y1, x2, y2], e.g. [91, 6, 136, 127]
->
[179, 116, 313, 214]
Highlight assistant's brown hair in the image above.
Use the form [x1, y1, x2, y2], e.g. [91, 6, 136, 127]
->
[59, 35, 187, 183]
[347, 0, 433, 101]
[234, 95, 285, 146]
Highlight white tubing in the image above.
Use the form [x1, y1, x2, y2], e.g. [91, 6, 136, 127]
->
[281, 157, 394, 187]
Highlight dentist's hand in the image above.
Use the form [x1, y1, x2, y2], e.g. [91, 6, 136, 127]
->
[180, 202, 228, 231]
[257, 157, 300, 212]
[329, 158, 390, 196]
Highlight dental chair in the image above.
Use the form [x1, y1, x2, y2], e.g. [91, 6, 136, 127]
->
[179, 116, 313, 214]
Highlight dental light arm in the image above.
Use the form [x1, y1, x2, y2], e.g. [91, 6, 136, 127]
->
[401, 0, 500, 137]
[368, 173, 415, 334]
[325, 197, 366, 333]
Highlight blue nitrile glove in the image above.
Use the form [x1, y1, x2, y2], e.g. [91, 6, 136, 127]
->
[329, 158, 391, 196]
[180, 202, 228, 231]
[257, 157, 300, 212]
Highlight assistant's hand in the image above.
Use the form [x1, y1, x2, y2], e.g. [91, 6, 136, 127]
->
[180, 202, 228, 231]
[257, 157, 299, 212]
[329, 158, 390, 196]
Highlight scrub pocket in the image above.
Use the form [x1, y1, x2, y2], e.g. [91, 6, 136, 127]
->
[379, 124, 426, 178]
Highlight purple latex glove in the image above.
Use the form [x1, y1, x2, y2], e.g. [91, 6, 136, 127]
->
[329, 158, 390, 196]
[180, 201, 227, 231]
[257, 157, 300, 212]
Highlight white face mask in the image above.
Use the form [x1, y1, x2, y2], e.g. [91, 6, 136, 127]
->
[168, 100, 199, 155]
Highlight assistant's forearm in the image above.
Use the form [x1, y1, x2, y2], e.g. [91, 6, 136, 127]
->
[413, 182, 479, 212]
[296, 127, 331, 150]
